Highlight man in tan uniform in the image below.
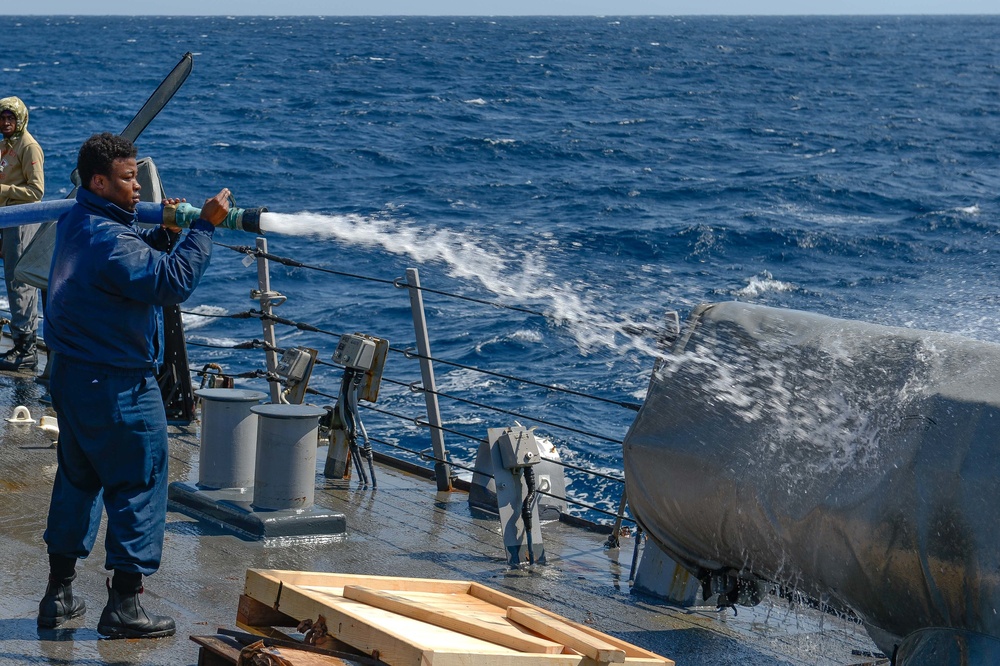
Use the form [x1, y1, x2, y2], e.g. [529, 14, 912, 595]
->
[0, 96, 43, 371]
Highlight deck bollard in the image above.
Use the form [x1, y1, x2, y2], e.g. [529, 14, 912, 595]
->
[195, 388, 267, 491]
[250, 403, 326, 510]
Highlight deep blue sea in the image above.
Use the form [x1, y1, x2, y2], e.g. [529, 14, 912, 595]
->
[3, 15, 999, 520]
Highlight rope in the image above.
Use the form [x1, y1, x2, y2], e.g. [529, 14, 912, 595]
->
[391, 276, 547, 317]
[215, 242, 399, 286]
[380, 375, 624, 445]
[368, 436, 485, 478]
[391, 345, 642, 412]
[362, 404, 488, 445]
[368, 437, 631, 522]
[535, 488, 634, 523]
[185, 331, 639, 412]
[304, 385, 626, 485]
[216, 242, 548, 317]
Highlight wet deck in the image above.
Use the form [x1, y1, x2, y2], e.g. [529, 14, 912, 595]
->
[0, 363, 883, 665]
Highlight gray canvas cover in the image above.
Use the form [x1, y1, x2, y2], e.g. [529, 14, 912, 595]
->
[623, 301, 1000, 656]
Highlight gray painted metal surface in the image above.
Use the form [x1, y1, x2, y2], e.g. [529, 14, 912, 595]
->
[250, 403, 325, 510]
[404, 267, 451, 491]
[623, 301, 1000, 660]
[195, 388, 266, 490]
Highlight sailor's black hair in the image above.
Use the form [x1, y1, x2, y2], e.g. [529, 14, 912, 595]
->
[78, 132, 138, 191]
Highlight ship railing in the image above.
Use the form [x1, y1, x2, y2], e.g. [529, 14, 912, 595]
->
[179, 237, 642, 538]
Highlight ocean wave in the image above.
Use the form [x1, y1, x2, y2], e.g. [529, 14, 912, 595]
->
[181, 305, 230, 331]
[734, 272, 796, 298]
[473, 329, 545, 354]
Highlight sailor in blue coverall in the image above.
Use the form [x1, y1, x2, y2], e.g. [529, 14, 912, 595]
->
[37, 132, 232, 638]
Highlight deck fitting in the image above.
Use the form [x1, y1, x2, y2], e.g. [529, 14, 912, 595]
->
[167, 482, 346, 539]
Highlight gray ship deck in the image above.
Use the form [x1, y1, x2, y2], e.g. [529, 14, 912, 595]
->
[0, 363, 883, 666]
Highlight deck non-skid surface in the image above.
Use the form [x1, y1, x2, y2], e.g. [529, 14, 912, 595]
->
[0, 369, 881, 665]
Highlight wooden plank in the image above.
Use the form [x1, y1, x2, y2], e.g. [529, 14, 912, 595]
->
[469, 581, 548, 610]
[237, 640, 353, 665]
[247, 569, 471, 595]
[217, 628, 381, 666]
[191, 634, 242, 666]
[235, 622, 301, 642]
[470, 583, 665, 661]
[343, 585, 564, 654]
[376, 589, 502, 614]
[237, 593, 300, 627]
[507, 607, 626, 664]
[243, 572, 285, 615]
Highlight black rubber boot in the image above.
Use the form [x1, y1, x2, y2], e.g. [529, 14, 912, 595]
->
[97, 575, 176, 639]
[0, 333, 38, 371]
[37, 572, 86, 628]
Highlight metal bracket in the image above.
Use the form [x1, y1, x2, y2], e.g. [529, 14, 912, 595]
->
[250, 289, 287, 308]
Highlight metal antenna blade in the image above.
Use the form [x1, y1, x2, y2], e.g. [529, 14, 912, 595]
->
[120, 51, 194, 143]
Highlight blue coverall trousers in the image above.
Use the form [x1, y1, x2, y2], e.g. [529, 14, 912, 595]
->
[43, 356, 168, 576]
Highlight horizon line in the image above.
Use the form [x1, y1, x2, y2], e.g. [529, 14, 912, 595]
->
[4, 12, 999, 16]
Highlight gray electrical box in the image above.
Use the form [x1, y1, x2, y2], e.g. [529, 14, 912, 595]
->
[333, 333, 377, 371]
[272, 346, 317, 405]
[497, 427, 542, 470]
[275, 347, 313, 383]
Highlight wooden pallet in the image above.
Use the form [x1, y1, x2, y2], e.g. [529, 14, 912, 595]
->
[240, 569, 674, 666]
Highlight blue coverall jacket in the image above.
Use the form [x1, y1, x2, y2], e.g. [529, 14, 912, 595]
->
[43, 186, 216, 575]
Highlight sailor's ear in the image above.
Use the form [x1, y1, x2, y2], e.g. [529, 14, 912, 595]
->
[90, 173, 107, 194]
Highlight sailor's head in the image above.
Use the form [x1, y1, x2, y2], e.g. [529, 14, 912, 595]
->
[0, 96, 28, 140]
[78, 132, 142, 213]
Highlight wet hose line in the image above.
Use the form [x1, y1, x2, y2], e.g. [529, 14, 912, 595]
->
[521, 466, 537, 564]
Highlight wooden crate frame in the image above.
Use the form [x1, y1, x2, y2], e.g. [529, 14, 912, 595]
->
[241, 569, 673, 666]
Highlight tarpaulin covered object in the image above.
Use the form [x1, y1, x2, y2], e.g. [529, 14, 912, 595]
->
[623, 301, 1000, 658]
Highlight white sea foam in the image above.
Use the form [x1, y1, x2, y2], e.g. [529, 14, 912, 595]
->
[734, 271, 795, 297]
[509, 329, 543, 343]
[186, 335, 244, 349]
[181, 304, 230, 331]
[803, 148, 837, 159]
[474, 329, 545, 354]
[435, 367, 501, 393]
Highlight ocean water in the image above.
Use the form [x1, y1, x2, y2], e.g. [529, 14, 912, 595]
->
[3, 15, 999, 520]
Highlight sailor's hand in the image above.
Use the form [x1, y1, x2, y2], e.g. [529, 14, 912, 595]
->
[200, 188, 232, 226]
[161, 197, 186, 232]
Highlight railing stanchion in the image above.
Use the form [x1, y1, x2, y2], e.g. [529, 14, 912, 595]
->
[405, 267, 452, 491]
[255, 237, 281, 403]
[606, 488, 628, 549]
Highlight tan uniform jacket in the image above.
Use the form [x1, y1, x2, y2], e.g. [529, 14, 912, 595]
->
[0, 128, 44, 206]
